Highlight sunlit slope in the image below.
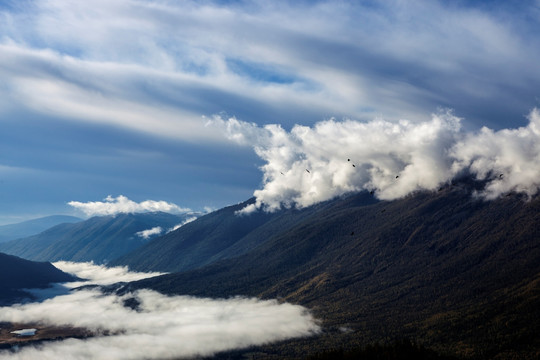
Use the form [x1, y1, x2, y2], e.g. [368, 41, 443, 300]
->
[129, 183, 540, 358]
[0, 212, 188, 264]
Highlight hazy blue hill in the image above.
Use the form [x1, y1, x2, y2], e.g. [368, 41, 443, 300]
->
[111, 195, 379, 272]
[0, 252, 78, 305]
[0, 215, 82, 243]
[127, 183, 540, 359]
[0, 212, 190, 264]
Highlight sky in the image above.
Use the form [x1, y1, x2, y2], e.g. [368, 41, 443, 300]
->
[0, 261, 318, 359]
[1, 0, 539, 224]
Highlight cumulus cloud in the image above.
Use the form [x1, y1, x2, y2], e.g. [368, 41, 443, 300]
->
[451, 108, 540, 199]
[68, 195, 191, 217]
[0, 262, 319, 360]
[212, 109, 540, 213]
[136, 226, 163, 240]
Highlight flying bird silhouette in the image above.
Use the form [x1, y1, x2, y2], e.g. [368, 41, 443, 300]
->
[306, 169, 310, 173]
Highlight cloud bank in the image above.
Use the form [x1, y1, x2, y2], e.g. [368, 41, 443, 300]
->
[53, 261, 166, 287]
[213, 108, 540, 213]
[0, 262, 319, 360]
[68, 195, 191, 217]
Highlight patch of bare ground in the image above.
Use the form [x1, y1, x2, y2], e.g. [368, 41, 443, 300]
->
[0, 322, 95, 349]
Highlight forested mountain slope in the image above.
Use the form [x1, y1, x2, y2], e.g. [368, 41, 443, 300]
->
[112, 196, 379, 272]
[126, 183, 540, 359]
[0, 212, 189, 264]
[0, 252, 78, 305]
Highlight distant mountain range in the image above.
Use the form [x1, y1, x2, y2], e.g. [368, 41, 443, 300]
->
[0, 252, 78, 305]
[111, 181, 540, 359]
[0, 215, 81, 243]
[0, 212, 192, 264]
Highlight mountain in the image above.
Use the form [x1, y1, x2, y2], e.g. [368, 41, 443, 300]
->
[122, 182, 540, 359]
[0, 252, 78, 305]
[0, 212, 191, 264]
[0, 215, 81, 243]
[110, 198, 361, 272]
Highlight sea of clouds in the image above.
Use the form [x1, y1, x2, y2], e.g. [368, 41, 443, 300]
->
[0, 262, 319, 360]
[210, 108, 540, 214]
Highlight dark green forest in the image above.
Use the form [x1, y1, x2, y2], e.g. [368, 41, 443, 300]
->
[118, 180, 540, 359]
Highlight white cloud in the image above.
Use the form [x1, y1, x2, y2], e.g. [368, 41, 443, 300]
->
[167, 216, 198, 233]
[68, 195, 191, 217]
[53, 261, 166, 287]
[1, 0, 539, 136]
[136, 226, 163, 240]
[451, 108, 540, 199]
[214, 109, 540, 213]
[0, 262, 319, 360]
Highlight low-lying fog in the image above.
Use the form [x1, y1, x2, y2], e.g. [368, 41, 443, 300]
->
[0, 262, 319, 359]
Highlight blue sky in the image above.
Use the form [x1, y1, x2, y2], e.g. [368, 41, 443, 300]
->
[0, 0, 539, 224]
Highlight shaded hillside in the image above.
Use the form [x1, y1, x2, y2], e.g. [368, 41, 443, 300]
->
[112, 197, 379, 272]
[0, 212, 189, 264]
[0, 215, 81, 243]
[0, 253, 77, 305]
[128, 184, 540, 359]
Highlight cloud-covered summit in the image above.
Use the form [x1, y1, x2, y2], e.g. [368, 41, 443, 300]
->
[68, 195, 191, 217]
[214, 108, 540, 214]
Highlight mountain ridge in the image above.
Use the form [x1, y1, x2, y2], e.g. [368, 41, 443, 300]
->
[0, 212, 192, 264]
[120, 184, 540, 359]
[0, 252, 78, 305]
[0, 215, 81, 243]
[111, 194, 380, 273]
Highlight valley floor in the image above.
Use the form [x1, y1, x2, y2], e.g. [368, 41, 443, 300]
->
[0, 322, 94, 350]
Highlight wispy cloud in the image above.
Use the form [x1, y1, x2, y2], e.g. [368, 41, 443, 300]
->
[167, 216, 198, 233]
[213, 108, 540, 213]
[136, 226, 163, 240]
[1, 0, 539, 132]
[68, 195, 191, 217]
[0, 262, 319, 360]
